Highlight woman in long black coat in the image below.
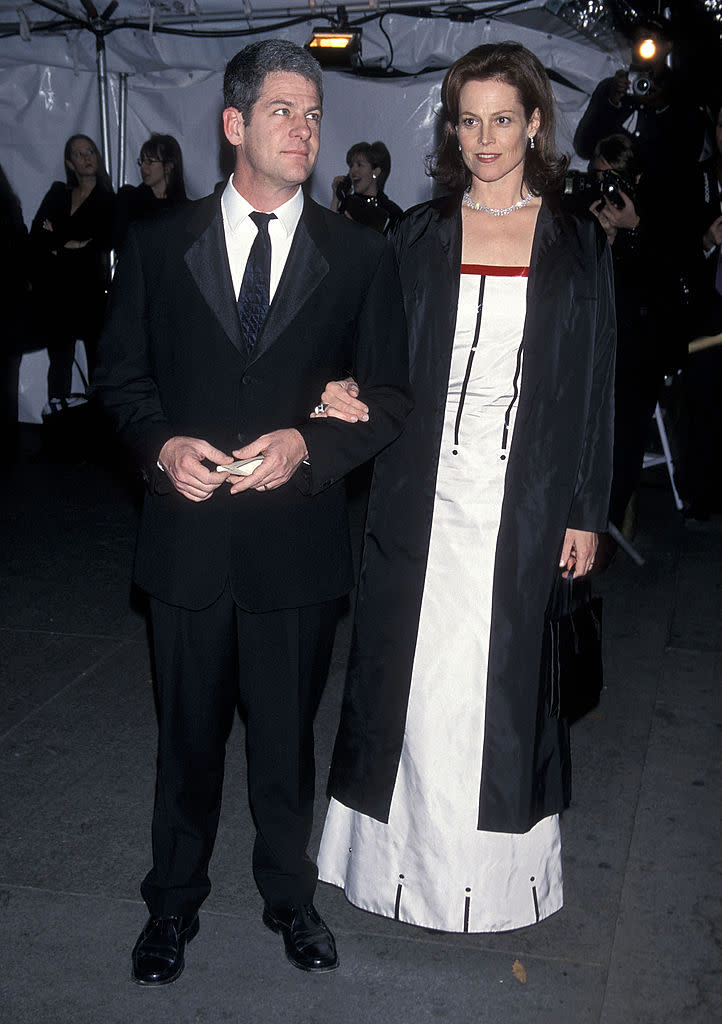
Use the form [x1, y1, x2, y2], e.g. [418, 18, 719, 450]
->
[30, 134, 114, 401]
[314, 43, 616, 933]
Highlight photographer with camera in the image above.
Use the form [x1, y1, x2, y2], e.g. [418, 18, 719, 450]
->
[573, 17, 705, 177]
[330, 140, 402, 235]
[572, 134, 684, 540]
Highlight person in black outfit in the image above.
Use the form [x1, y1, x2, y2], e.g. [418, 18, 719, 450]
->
[0, 164, 29, 463]
[30, 134, 114, 402]
[331, 140, 403, 234]
[92, 39, 410, 984]
[114, 133, 188, 254]
[683, 101, 722, 519]
[580, 134, 670, 535]
[573, 18, 706, 175]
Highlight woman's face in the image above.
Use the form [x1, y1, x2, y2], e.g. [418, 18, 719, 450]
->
[66, 140, 98, 181]
[348, 154, 379, 196]
[140, 151, 169, 193]
[456, 78, 539, 191]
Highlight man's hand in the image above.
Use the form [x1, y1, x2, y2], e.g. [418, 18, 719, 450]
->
[158, 436, 232, 502]
[559, 528, 598, 578]
[590, 190, 639, 245]
[609, 69, 629, 106]
[310, 378, 369, 423]
[702, 214, 722, 252]
[228, 428, 308, 494]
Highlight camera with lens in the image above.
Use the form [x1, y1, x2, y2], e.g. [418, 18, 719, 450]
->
[627, 66, 655, 102]
[562, 169, 634, 212]
[625, 30, 663, 105]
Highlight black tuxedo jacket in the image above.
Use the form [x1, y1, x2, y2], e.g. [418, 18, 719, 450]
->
[93, 189, 411, 611]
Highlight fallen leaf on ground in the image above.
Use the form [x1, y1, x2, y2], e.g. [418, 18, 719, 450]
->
[512, 959, 527, 984]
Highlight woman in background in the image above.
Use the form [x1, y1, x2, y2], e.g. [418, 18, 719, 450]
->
[331, 140, 402, 234]
[114, 133, 187, 254]
[0, 164, 28, 461]
[316, 42, 615, 934]
[30, 134, 114, 401]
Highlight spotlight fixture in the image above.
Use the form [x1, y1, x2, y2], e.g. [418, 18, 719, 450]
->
[307, 4, 362, 68]
[635, 36, 657, 61]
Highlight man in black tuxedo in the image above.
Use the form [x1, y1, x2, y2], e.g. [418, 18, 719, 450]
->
[93, 39, 409, 982]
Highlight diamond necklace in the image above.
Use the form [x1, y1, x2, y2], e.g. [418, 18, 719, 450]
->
[462, 188, 534, 216]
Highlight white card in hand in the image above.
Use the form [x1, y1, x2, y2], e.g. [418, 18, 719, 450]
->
[216, 457, 264, 476]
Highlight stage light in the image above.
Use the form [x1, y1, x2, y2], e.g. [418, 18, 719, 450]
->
[636, 36, 657, 61]
[307, 26, 362, 67]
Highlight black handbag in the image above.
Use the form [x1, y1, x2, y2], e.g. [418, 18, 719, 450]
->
[40, 359, 99, 460]
[542, 571, 603, 724]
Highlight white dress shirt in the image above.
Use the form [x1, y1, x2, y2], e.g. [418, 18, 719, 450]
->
[221, 176, 304, 303]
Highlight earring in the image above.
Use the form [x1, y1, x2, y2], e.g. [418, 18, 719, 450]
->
[458, 143, 462, 152]
[372, 173, 377, 179]
[529, 135, 535, 150]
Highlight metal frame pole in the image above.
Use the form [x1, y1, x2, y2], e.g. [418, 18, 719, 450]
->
[96, 33, 112, 188]
[117, 72, 128, 188]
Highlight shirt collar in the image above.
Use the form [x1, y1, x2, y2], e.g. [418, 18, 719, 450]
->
[221, 175, 304, 238]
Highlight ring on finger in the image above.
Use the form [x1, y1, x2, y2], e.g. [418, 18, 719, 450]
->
[314, 403, 328, 414]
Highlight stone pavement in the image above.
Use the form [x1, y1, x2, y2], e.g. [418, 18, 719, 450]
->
[1, 437, 720, 1023]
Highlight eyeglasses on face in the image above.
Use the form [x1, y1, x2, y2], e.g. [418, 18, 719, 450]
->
[138, 156, 163, 166]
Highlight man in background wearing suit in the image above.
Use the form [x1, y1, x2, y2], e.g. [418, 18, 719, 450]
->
[93, 39, 410, 984]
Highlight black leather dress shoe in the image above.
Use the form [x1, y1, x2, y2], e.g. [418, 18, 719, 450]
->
[263, 903, 339, 972]
[131, 914, 199, 985]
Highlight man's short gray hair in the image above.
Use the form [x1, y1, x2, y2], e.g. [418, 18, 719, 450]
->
[224, 39, 323, 123]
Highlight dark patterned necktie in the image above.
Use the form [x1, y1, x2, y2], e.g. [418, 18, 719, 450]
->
[238, 211, 276, 358]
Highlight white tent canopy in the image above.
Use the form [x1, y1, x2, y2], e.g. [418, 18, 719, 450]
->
[0, 0, 626, 420]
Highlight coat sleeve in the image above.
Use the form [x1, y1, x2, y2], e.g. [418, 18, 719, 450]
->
[30, 182, 66, 253]
[294, 236, 412, 494]
[91, 224, 174, 491]
[567, 229, 616, 531]
[573, 79, 631, 161]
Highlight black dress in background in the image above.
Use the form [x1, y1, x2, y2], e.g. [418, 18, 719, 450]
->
[30, 181, 114, 399]
[113, 183, 187, 255]
[338, 190, 403, 235]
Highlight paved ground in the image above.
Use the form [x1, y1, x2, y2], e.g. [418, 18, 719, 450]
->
[1, 430, 720, 1023]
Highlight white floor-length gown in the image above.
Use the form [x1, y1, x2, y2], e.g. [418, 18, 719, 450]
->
[318, 265, 563, 933]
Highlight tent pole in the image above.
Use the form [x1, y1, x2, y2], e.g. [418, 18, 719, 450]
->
[118, 72, 128, 188]
[96, 33, 112, 188]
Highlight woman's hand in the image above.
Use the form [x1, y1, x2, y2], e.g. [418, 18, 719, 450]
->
[702, 214, 722, 251]
[331, 174, 347, 213]
[42, 219, 54, 232]
[310, 378, 369, 423]
[64, 238, 92, 250]
[559, 528, 598, 578]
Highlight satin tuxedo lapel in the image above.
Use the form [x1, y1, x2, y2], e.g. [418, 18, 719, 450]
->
[183, 194, 244, 357]
[248, 205, 329, 368]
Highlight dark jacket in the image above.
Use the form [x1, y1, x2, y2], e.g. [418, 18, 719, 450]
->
[29, 181, 114, 339]
[573, 72, 706, 170]
[328, 193, 616, 834]
[92, 190, 411, 612]
[113, 183, 189, 254]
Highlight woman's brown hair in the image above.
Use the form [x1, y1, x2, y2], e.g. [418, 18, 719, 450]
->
[428, 42, 568, 196]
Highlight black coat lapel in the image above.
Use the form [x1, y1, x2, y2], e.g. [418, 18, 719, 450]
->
[183, 194, 244, 356]
[248, 202, 329, 367]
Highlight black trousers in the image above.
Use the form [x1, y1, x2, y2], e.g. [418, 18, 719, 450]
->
[141, 588, 339, 921]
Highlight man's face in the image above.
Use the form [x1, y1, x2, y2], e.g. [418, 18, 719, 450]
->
[229, 71, 322, 197]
